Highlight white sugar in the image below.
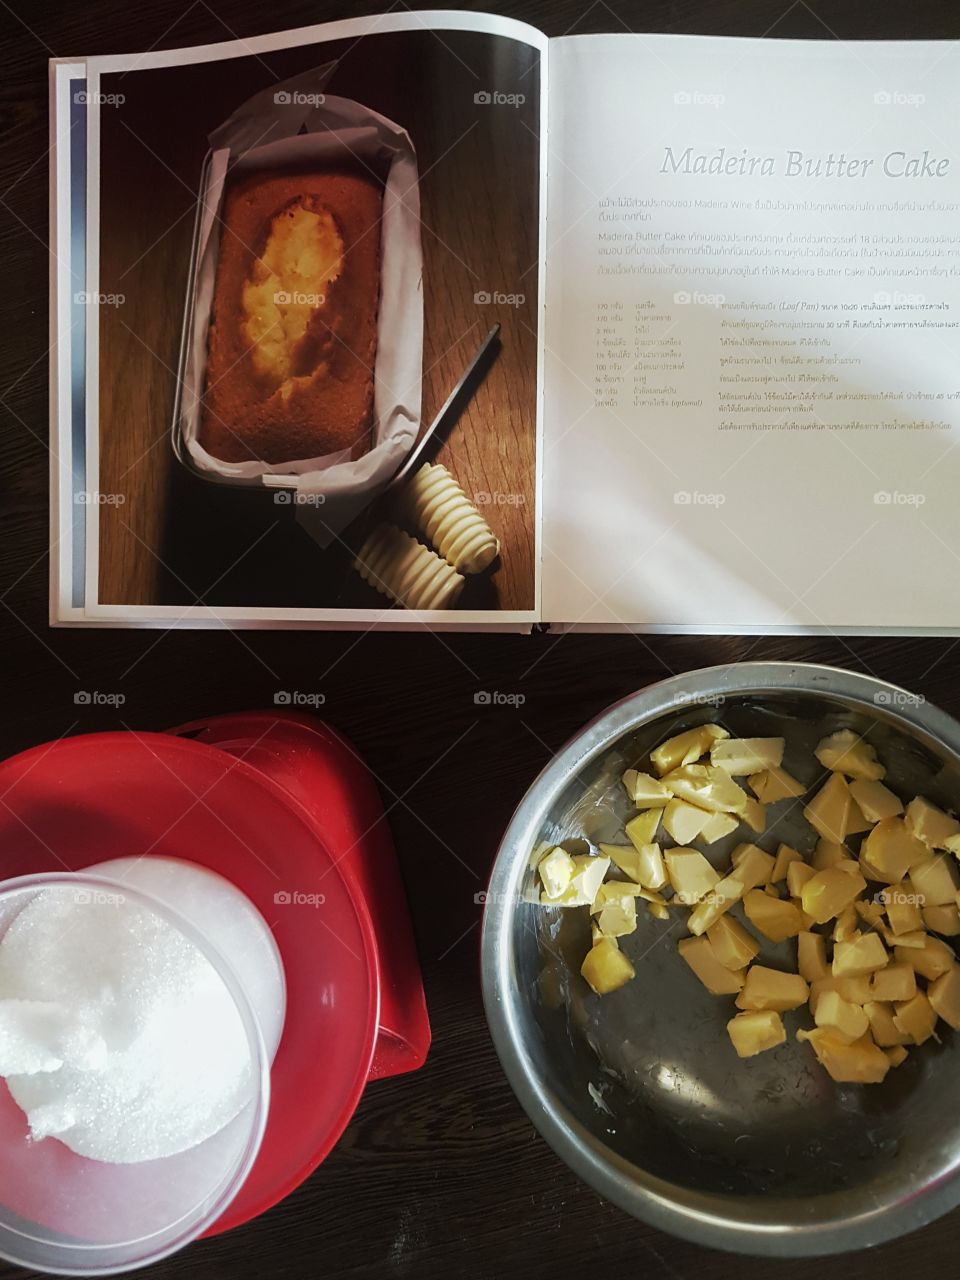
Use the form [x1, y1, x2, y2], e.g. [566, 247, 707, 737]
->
[0, 885, 256, 1163]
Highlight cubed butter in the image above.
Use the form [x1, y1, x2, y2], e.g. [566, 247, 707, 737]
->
[833, 932, 888, 978]
[812, 839, 848, 871]
[797, 1028, 890, 1083]
[699, 810, 740, 844]
[731, 843, 776, 890]
[864, 1000, 911, 1047]
[771, 844, 803, 884]
[786, 860, 816, 898]
[622, 806, 661, 846]
[895, 934, 956, 981]
[678, 935, 745, 995]
[869, 961, 916, 1003]
[797, 931, 830, 983]
[885, 1045, 909, 1067]
[848, 778, 903, 823]
[538, 846, 575, 899]
[596, 898, 638, 938]
[928, 967, 960, 1029]
[881, 881, 924, 934]
[660, 764, 748, 815]
[665, 848, 721, 904]
[541, 855, 611, 906]
[581, 937, 635, 995]
[736, 965, 808, 1012]
[815, 990, 869, 1044]
[923, 903, 960, 936]
[742, 797, 766, 834]
[748, 767, 806, 804]
[814, 729, 885, 782]
[686, 874, 745, 935]
[904, 796, 960, 849]
[710, 737, 785, 776]
[649, 724, 728, 777]
[804, 773, 854, 843]
[743, 889, 804, 942]
[893, 991, 938, 1045]
[707, 915, 761, 971]
[622, 769, 672, 808]
[861, 818, 926, 885]
[622, 826, 668, 889]
[909, 855, 959, 906]
[727, 1010, 786, 1058]
[832, 903, 861, 943]
[662, 797, 711, 845]
[801, 865, 866, 924]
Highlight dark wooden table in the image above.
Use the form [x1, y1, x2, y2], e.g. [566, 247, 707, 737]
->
[5, 2, 960, 1278]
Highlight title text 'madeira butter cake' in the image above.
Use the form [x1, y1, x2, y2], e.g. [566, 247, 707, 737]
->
[200, 166, 383, 465]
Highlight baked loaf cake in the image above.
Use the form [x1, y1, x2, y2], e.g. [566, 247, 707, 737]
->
[200, 168, 382, 465]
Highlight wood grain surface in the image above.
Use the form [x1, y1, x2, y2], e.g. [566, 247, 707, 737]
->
[95, 27, 540, 611]
[5, 2, 960, 1279]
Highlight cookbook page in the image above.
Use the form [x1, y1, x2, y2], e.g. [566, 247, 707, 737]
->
[55, 11, 546, 628]
[542, 35, 960, 632]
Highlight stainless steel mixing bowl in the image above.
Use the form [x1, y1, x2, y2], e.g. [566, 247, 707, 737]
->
[482, 662, 960, 1256]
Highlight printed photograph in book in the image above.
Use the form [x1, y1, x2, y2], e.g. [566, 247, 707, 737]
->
[94, 27, 539, 613]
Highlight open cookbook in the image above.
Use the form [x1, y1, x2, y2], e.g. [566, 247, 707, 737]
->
[50, 12, 960, 632]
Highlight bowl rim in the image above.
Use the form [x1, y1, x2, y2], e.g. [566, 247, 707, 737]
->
[481, 661, 960, 1257]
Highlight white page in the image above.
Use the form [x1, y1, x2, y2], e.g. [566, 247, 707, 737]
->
[543, 35, 960, 631]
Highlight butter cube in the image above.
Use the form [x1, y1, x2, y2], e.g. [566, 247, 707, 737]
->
[771, 844, 803, 884]
[848, 778, 903, 823]
[923, 903, 960, 936]
[621, 828, 668, 889]
[893, 991, 938, 1045]
[649, 724, 728, 777]
[748, 767, 806, 803]
[855, 899, 885, 929]
[743, 889, 803, 942]
[833, 932, 888, 978]
[686, 875, 745, 935]
[742, 797, 766, 834]
[882, 928, 926, 950]
[664, 848, 721, 904]
[731, 843, 776, 890]
[727, 1010, 786, 1058]
[812, 840, 848, 871]
[736, 965, 809, 1012]
[678, 936, 745, 995]
[538, 847, 575, 899]
[622, 770, 672, 809]
[622, 806, 661, 846]
[541, 855, 611, 906]
[869, 962, 916, 1003]
[895, 934, 956, 981]
[909, 855, 959, 906]
[814, 729, 885, 782]
[699, 810, 740, 844]
[797, 1028, 890, 1083]
[864, 1000, 911, 1047]
[710, 737, 785, 775]
[801, 865, 866, 924]
[904, 796, 960, 849]
[832, 903, 860, 943]
[798, 931, 830, 983]
[861, 818, 926, 884]
[885, 1045, 909, 1068]
[804, 773, 854, 843]
[845, 799, 873, 836]
[596, 898, 638, 938]
[928, 967, 960, 1029]
[815, 990, 869, 1044]
[647, 900, 671, 921]
[786, 860, 816, 897]
[662, 798, 711, 845]
[660, 764, 748, 815]
[809, 976, 872, 1016]
[881, 881, 924, 934]
[581, 938, 635, 995]
[707, 915, 760, 971]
